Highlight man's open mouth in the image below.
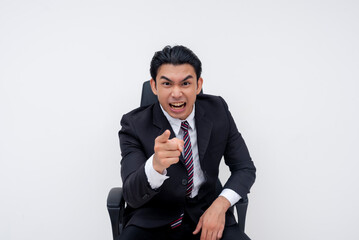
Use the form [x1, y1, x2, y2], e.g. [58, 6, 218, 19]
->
[169, 102, 186, 110]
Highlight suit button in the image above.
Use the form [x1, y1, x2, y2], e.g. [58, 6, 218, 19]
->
[142, 194, 149, 200]
[182, 179, 187, 185]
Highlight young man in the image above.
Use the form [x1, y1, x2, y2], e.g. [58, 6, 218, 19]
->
[119, 46, 256, 240]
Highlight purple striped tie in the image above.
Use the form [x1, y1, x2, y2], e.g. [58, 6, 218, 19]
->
[171, 121, 194, 229]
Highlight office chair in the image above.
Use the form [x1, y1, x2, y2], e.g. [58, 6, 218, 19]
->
[107, 81, 249, 240]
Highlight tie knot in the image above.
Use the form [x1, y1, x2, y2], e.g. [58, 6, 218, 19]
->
[181, 121, 189, 131]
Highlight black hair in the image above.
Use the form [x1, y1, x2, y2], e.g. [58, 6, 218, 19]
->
[150, 45, 202, 81]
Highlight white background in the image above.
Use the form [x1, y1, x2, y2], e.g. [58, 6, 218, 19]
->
[1, 0, 358, 239]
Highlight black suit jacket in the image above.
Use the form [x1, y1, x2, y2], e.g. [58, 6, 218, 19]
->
[119, 94, 256, 228]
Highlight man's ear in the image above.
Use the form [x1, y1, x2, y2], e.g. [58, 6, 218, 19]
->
[196, 77, 203, 95]
[150, 79, 158, 95]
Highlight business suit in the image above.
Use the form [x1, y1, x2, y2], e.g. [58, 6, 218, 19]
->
[119, 93, 256, 230]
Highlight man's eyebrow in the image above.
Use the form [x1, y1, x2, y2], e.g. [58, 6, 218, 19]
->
[159, 75, 194, 82]
[159, 76, 172, 82]
[181, 75, 194, 82]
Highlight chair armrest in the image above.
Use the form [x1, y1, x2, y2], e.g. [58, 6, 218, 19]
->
[107, 187, 124, 208]
[235, 197, 248, 232]
[107, 187, 125, 240]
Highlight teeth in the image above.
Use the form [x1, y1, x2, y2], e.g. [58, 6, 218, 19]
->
[170, 102, 185, 109]
[171, 102, 184, 106]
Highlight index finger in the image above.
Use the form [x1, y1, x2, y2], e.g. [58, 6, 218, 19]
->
[156, 129, 171, 143]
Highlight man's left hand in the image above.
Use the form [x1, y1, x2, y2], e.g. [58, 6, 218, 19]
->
[193, 196, 231, 240]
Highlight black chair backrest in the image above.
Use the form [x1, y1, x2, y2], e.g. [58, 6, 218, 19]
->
[140, 81, 158, 107]
[140, 80, 203, 107]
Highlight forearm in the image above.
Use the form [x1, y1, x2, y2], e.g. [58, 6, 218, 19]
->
[122, 163, 160, 208]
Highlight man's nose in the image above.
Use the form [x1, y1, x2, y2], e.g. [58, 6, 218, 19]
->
[171, 86, 182, 98]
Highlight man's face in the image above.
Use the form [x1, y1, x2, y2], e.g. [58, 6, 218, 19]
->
[150, 64, 203, 120]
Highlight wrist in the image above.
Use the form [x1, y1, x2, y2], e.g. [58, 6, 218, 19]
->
[216, 196, 231, 212]
[152, 155, 166, 174]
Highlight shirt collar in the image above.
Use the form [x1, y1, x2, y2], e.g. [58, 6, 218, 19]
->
[160, 104, 196, 136]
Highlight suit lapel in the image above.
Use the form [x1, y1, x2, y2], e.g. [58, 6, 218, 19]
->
[195, 101, 213, 166]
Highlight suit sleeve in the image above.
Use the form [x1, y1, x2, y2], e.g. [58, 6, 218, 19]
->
[119, 114, 160, 208]
[220, 97, 256, 199]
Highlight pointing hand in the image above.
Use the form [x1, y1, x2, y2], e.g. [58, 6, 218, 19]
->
[153, 130, 184, 174]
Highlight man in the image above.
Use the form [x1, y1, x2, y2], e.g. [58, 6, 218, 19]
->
[119, 45, 256, 240]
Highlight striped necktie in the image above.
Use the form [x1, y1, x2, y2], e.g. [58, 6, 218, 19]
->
[181, 120, 194, 197]
[170, 121, 194, 229]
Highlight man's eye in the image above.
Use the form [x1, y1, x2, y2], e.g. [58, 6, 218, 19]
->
[183, 82, 190, 86]
[162, 82, 170, 86]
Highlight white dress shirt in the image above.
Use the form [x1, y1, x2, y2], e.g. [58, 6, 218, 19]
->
[144, 105, 241, 206]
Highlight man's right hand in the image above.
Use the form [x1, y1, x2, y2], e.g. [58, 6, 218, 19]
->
[153, 130, 184, 174]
